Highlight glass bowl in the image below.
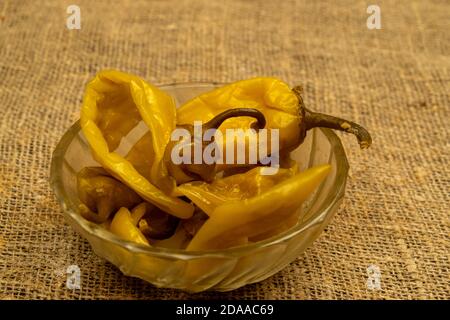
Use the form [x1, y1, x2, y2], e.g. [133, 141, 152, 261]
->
[50, 83, 349, 292]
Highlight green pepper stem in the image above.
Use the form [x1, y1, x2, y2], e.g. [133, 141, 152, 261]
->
[304, 109, 372, 149]
[293, 86, 372, 149]
[203, 108, 266, 130]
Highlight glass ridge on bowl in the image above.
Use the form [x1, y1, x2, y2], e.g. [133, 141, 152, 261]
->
[50, 83, 349, 292]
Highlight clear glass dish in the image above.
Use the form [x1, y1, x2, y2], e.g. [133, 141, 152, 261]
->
[50, 83, 349, 292]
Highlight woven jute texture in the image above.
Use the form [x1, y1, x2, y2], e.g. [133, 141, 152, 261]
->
[0, 0, 449, 299]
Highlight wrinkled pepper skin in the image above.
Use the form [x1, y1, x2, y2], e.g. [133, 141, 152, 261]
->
[80, 70, 194, 219]
[187, 164, 331, 251]
[76, 167, 142, 223]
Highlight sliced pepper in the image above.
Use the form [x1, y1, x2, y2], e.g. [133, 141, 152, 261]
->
[130, 202, 151, 225]
[152, 225, 192, 249]
[137, 206, 180, 240]
[177, 163, 298, 216]
[186, 164, 331, 251]
[125, 132, 154, 181]
[80, 70, 194, 219]
[109, 207, 149, 245]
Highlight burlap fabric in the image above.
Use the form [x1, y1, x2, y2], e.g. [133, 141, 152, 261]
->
[0, 0, 448, 299]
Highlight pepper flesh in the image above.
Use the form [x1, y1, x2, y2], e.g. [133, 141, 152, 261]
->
[176, 78, 302, 172]
[177, 162, 298, 216]
[187, 164, 331, 251]
[174, 77, 371, 181]
[109, 207, 149, 245]
[80, 70, 194, 219]
[165, 108, 267, 184]
[76, 167, 141, 223]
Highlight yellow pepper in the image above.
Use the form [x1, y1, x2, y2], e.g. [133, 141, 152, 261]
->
[172, 78, 371, 182]
[187, 164, 331, 251]
[177, 77, 371, 151]
[109, 207, 149, 245]
[152, 225, 191, 249]
[136, 205, 180, 240]
[124, 132, 154, 182]
[177, 77, 302, 155]
[164, 108, 267, 184]
[76, 167, 141, 223]
[177, 161, 298, 216]
[80, 70, 194, 219]
[182, 164, 329, 283]
[130, 202, 150, 225]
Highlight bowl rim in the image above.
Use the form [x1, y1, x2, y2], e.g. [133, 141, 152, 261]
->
[50, 82, 349, 259]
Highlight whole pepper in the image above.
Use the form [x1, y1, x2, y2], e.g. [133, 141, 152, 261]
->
[80, 70, 194, 219]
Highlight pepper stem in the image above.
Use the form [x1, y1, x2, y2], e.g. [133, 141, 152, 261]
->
[293, 86, 372, 149]
[203, 108, 266, 130]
